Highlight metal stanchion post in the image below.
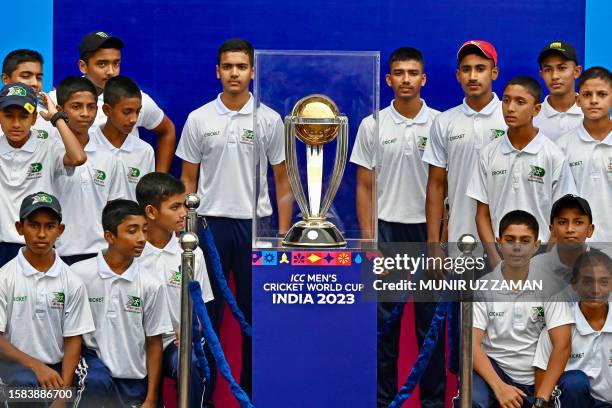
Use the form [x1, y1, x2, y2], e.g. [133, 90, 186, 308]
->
[458, 234, 477, 408]
[178, 194, 200, 408]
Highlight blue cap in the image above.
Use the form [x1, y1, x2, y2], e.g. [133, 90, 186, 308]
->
[0, 83, 37, 113]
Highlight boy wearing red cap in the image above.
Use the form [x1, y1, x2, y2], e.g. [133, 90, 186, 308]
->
[423, 40, 506, 256]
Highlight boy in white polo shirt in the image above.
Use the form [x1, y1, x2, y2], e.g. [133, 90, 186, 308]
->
[533, 250, 612, 407]
[423, 40, 506, 254]
[71, 199, 172, 408]
[53, 76, 128, 265]
[136, 172, 214, 407]
[91, 75, 155, 200]
[557, 67, 612, 244]
[1, 49, 53, 136]
[177, 38, 291, 400]
[52, 31, 176, 172]
[0, 192, 94, 402]
[534, 41, 583, 142]
[473, 210, 573, 408]
[467, 76, 576, 266]
[0, 83, 86, 267]
[350, 46, 443, 407]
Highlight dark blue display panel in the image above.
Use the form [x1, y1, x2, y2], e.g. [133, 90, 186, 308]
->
[252, 250, 376, 407]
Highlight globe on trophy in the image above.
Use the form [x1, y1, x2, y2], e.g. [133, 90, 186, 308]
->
[282, 94, 348, 247]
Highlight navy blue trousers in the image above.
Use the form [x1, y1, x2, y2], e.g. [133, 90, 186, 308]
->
[377, 220, 445, 408]
[0, 359, 63, 408]
[472, 357, 534, 408]
[0, 243, 22, 269]
[557, 370, 612, 408]
[199, 216, 253, 403]
[162, 342, 206, 407]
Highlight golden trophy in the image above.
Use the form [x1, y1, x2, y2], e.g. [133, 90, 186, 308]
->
[282, 94, 348, 247]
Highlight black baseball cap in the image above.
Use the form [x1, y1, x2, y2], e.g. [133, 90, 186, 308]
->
[19, 192, 62, 222]
[538, 41, 579, 66]
[550, 194, 592, 224]
[79, 31, 124, 58]
[0, 83, 37, 114]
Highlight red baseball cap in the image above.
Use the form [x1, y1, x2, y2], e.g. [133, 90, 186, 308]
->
[457, 40, 498, 66]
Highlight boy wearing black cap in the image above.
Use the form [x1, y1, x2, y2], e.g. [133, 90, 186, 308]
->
[2, 49, 54, 136]
[0, 83, 86, 267]
[557, 67, 612, 244]
[53, 31, 176, 172]
[535, 41, 583, 142]
[0, 192, 94, 402]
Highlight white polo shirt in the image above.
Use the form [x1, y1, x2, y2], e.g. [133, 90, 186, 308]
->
[90, 126, 155, 200]
[533, 96, 583, 143]
[176, 93, 284, 219]
[0, 250, 94, 364]
[467, 132, 576, 241]
[0, 131, 66, 244]
[48, 89, 164, 140]
[473, 263, 574, 385]
[71, 253, 173, 379]
[422, 94, 507, 242]
[140, 235, 214, 349]
[529, 245, 582, 297]
[350, 100, 440, 224]
[533, 303, 612, 402]
[557, 125, 612, 243]
[54, 135, 129, 256]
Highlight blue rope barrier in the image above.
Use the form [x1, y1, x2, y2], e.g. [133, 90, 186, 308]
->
[448, 301, 460, 375]
[389, 301, 449, 408]
[189, 281, 254, 408]
[191, 312, 211, 383]
[200, 226, 252, 337]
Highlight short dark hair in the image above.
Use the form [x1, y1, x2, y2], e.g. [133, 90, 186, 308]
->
[571, 249, 612, 283]
[103, 75, 141, 107]
[578, 66, 612, 90]
[389, 47, 424, 68]
[217, 38, 254, 66]
[506, 76, 542, 103]
[102, 199, 145, 235]
[136, 172, 186, 209]
[498, 210, 539, 238]
[2, 49, 43, 76]
[56, 76, 97, 106]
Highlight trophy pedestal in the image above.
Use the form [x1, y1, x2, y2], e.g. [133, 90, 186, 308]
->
[282, 219, 346, 248]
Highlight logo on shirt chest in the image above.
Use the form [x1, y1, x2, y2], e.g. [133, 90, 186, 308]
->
[382, 137, 397, 145]
[168, 269, 182, 288]
[488, 311, 505, 317]
[89, 297, 104, 303]
[125, 295, 142, 313]
[26, 162, 43, 180]
[492, 169, 507, 176]
[417, 136, 427, 151]
[36, 130, 49, 140]
[127, 167, 141, 184]
[449, 133, 465, 142]
[607, 157, 612, 173]
[530, 306, 545, 323]
[241, 129, 254, 144]
[569, 352, 585, 359]
[13, 295, 27, 302]
[528, 165, 546, 184]
[93, 169, 107, 186]
[51, 292, 65, 309]
[490, 129, 505, 140]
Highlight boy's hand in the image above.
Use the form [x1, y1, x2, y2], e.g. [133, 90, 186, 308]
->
[493, 381, 526, 408]
[31, 362, 64, 389]
[37, 92, 59, 120]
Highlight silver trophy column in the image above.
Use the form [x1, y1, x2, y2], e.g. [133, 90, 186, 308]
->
[458, 234, 477, 407]
[178, 194, 200, 408]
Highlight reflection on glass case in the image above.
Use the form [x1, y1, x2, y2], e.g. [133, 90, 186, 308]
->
[252, 50, 379, 249]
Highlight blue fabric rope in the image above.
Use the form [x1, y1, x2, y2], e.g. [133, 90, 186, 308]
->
[448, 301, 460, 375]
[191, 311, 211, 383]
[388, 301, 449, 408]
[190, 281, 254, 408]
[200, 226, 252, 337]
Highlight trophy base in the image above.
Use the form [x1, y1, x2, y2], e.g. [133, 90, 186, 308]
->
[282, 219, 346, 248]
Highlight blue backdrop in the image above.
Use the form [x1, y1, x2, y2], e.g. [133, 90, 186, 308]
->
[52, 0, 585, 224]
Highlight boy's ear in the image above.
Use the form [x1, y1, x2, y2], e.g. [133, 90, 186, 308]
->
[587, 223, 595, 239]
[1, 73, 9, 85]
[58, 223, 65, 236]
[533, 239, 542, 254]
[533, 102, 542, 117]
[101, 103, 111, 117]
[15, 221, 24, 236]
[78, 60, 88, 76]
[491, 66, 499, 80]
[103, 230, 116, 245]
[144, 204, 158, 221]
[573, 65, 583, 79]
[385, 73, 392, 88]
[216, 65, 221, 80]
